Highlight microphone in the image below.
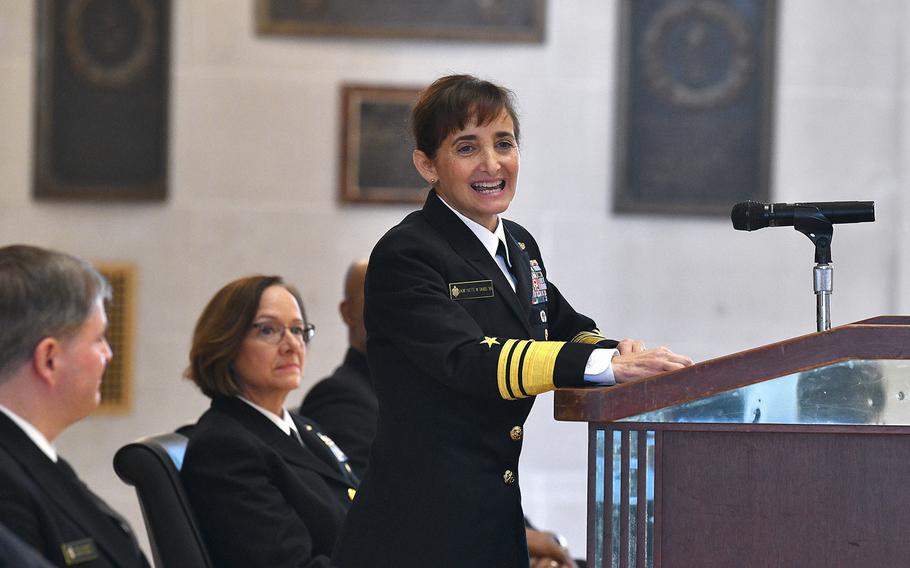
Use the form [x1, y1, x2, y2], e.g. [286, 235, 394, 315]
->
[731, 200, 875, 231]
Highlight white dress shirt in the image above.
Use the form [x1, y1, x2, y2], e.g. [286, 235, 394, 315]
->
[237, 396, 302, 439]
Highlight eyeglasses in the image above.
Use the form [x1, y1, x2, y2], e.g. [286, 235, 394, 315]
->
[249, 322, 316, 345]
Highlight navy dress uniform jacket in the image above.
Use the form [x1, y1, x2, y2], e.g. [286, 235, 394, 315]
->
[181, 396, 359, 568]
[0, 521, 56, 568]
[0, 414, 149, 568]
[299, 348, 377, 479]
[334, 190, 616, 568]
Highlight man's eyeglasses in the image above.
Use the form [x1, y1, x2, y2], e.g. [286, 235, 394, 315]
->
[250, 322, 316, 345]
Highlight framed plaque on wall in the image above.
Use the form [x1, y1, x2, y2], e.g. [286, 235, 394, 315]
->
[256, 0, 546, 43]
[339, 84, 428, 205]
[613, 0, 777, 216]
[34, 0, 170, 200]
[93, 262, 136, 414]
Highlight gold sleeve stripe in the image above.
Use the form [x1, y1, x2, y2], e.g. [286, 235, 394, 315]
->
[518, 341, 564, 396]
[497, 339, 566, 400]
[571, 330, 608, 345]
[497, 339, 519, 400]
[509, 340, 532, 398]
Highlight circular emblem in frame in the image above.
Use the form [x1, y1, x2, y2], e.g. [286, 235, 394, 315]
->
[63, 0, 157, 89]
[642, 0, 753, 109]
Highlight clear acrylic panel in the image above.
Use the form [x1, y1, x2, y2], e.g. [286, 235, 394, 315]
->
[619, 359, 910, 425]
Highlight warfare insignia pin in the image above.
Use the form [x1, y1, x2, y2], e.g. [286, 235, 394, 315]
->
[481, 336, 500, 348]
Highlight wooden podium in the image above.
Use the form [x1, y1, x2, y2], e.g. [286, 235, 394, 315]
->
[554, 317, 910, 568]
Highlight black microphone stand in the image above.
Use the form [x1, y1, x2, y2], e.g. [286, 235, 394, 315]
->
[793, 206, 834, 331]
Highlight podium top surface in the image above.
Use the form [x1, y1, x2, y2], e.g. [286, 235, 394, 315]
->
[554, 317, 910, 425]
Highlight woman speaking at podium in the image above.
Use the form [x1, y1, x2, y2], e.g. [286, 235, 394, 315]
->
[334, 74, 692, 568]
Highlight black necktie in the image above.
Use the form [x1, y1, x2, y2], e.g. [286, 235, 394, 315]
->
[496, 241, 517, 288]
[288, 427, 305, 447]
[495, 240, 507, 263]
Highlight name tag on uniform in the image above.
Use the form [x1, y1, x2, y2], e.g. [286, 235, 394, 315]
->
[449, 280, 494, 300]
[61, 538, 99, 565]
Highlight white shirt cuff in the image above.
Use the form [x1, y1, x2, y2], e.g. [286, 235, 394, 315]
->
[583, 348, 617, 385]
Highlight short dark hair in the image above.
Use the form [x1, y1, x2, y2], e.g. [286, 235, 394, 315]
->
[0, 245, 110, 382]
[185, 275, 307, 399]
[411, 74, 520, 159]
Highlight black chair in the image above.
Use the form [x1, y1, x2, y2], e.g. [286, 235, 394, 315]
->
[113, 433, 213, 568]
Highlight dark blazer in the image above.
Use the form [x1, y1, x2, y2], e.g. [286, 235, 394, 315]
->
[298, 348, 376, 479]
[181, 396, 359, 568]
[0, 413, 149, 568]
[334, 191, 616, 568]
[0, 521, 58, 568]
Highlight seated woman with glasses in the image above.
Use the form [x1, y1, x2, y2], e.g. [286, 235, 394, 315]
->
[181, 275, 359, 568]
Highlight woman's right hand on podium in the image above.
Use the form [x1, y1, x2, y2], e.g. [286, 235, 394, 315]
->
[612, 339, 693, 383]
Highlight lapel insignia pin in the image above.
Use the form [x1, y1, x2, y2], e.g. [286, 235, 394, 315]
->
[481, 336, 500, 348]
[517, 241, 526, 250]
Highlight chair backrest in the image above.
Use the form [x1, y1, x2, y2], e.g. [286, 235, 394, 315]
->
[113, 432, 213, 568]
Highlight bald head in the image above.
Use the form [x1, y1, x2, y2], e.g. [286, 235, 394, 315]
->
[340, 260, 368, 353]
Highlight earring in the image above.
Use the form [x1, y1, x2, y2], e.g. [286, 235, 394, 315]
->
[429, 178, 438, 185]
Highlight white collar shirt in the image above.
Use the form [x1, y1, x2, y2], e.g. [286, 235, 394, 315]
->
[236, 396, 301, 439]
[0, 403, 58, 462]
[437, 194, 516, 292]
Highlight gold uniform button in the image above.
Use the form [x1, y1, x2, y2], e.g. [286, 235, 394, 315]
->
[503, 470, 515, 485]
[509, 426, 523, 441]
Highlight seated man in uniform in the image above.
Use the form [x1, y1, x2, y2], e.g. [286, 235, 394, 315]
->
[0, 244, 149, 568]
[299, 260, 376, 479]
[300, 259, 580, 567]
[0, 521, 55, 568]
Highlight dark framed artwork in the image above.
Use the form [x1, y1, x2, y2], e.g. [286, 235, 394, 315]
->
[613, 0, 777, 216]
[256, 0, 546, 42]
[339, 85, 428, 205]
[34, 0, 170, 200]
[93, 262, 136, 414]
